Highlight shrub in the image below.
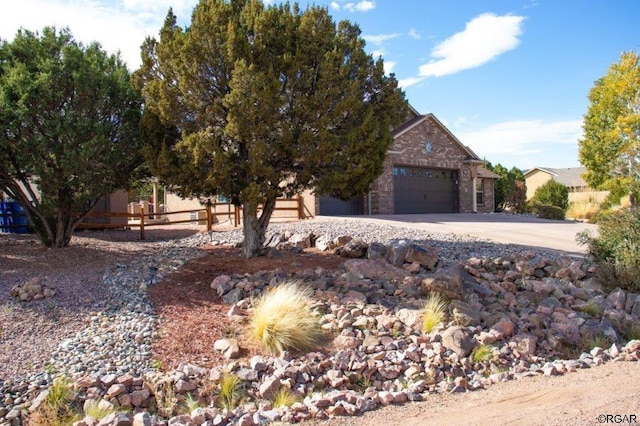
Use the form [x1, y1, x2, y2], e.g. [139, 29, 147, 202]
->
[422, 293, 447, 333]
[250, 281, 323, 354]
[577, 207, 640, 292]
[566, 201, 600, 221]
[527, 200, 566, 220]
[532, 179, 569, 210]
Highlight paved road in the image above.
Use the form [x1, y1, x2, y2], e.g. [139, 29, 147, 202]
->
[316, 213, 598, 256]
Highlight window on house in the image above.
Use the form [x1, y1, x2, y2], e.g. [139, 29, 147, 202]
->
[476, 178, 484, 205]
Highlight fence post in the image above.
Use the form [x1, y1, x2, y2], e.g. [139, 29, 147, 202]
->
[234, 206, 240, 227]
[140, 206, 146, 240]
[206, 205, 212, 232]
[297, 194, 303, 220]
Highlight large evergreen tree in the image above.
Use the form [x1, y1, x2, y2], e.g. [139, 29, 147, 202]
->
[579, 51, 640, 206]
[0, 27, 143, 247]
[135, 0, 407, 258]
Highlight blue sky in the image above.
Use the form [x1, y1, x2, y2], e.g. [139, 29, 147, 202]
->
[2, 1, 638, 170]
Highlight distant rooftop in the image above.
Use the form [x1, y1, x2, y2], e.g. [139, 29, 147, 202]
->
[525, 166, 587, 188]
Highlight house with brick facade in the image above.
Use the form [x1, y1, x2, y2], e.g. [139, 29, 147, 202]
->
[318, 106, 499, 215]
[157, 105, 498, 221]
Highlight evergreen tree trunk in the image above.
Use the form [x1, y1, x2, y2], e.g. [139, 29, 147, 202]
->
[242, 197, 277, 258]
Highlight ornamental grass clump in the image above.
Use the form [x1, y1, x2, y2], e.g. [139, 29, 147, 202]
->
[471, 344, 494, 363]
[422, 292, 448, 333]
[251, 280, 323, 354]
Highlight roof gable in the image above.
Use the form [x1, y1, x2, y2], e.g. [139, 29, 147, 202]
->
[524, 166, 588, 187]
[392, 112, 482, 161]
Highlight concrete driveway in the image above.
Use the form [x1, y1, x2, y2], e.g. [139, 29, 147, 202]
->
[317, 213, 599, 256]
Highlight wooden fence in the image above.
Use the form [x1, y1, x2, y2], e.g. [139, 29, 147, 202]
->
[77, 195, 306, 240]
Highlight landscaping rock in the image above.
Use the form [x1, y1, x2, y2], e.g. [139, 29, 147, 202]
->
[421, 264, 464, 299]
[405, 244, 439, 269]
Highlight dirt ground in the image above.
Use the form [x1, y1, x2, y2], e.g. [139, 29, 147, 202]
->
[147, 242, 640, 426]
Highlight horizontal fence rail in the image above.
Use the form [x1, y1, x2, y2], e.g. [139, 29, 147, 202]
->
[76, 195, 306, 240]
[1, 195, 307, 240]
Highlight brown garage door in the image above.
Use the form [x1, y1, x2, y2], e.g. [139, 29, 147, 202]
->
[393, 166, 457, 214]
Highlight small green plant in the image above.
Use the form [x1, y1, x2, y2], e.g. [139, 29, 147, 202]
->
[353, 374, 371, 392]
[625, 326, 640, 342]
[83, 399, 119, 420]
[180, 393, 203, 414]
[272, 388, 299, 408]
[584, 333, 611, 350]
[150, 358, 164, 370]
[582, 301, 603, 317]
[29, 376, 79, 426]
[422, 293, 447, 333]
[251, 281, 323, 354]
[217, 374, 243, 410]
[471, 344, 494, 363]
[44, 362, 57, 375]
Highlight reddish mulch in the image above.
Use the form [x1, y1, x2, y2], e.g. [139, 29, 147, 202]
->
[147, 246, 345, 371]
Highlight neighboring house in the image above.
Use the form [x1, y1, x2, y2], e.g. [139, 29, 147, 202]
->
[318, 106, 500, 215]
[524, 166, 608, 204]
[161, 104, 499, 219]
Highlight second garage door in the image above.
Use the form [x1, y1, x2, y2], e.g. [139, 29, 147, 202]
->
[393, 166, 458, 214]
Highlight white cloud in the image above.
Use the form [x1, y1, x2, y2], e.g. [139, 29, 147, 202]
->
[122, 0, 192, 14]
[363, 33, 400, 45]
[330, 1, 340, 10]
[398, 76, 425, 89]
[383, 61, 396, 75]
[344, 1, 375, 12]
[371, 49, 386, 58]
[0, 0, 198, 71]
[408, 28, 422, 40]
[419, 13, 525, 78]
[456, 119, 582, 156]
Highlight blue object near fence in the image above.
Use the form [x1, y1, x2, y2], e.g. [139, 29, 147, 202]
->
[0, 202, 10, 233]
[0, 201, 29, 234]
[10, 202, 28, 233]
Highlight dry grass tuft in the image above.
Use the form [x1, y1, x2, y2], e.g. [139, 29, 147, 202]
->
[422, 292, 448, 333]
[566, 201, 600, 221]
[217, 374, 243, 410]
[273, 388, 300, 408]
[250, 280, 323, 355]
[28, 376, 78, 426]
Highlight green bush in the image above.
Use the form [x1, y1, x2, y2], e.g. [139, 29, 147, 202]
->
[527, 200, 566, 220]
[577, 207, 640, 292]
[533, 179, 569, 210]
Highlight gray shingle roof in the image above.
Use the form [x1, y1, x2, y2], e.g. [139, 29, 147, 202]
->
[526, 167, 588, 188]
